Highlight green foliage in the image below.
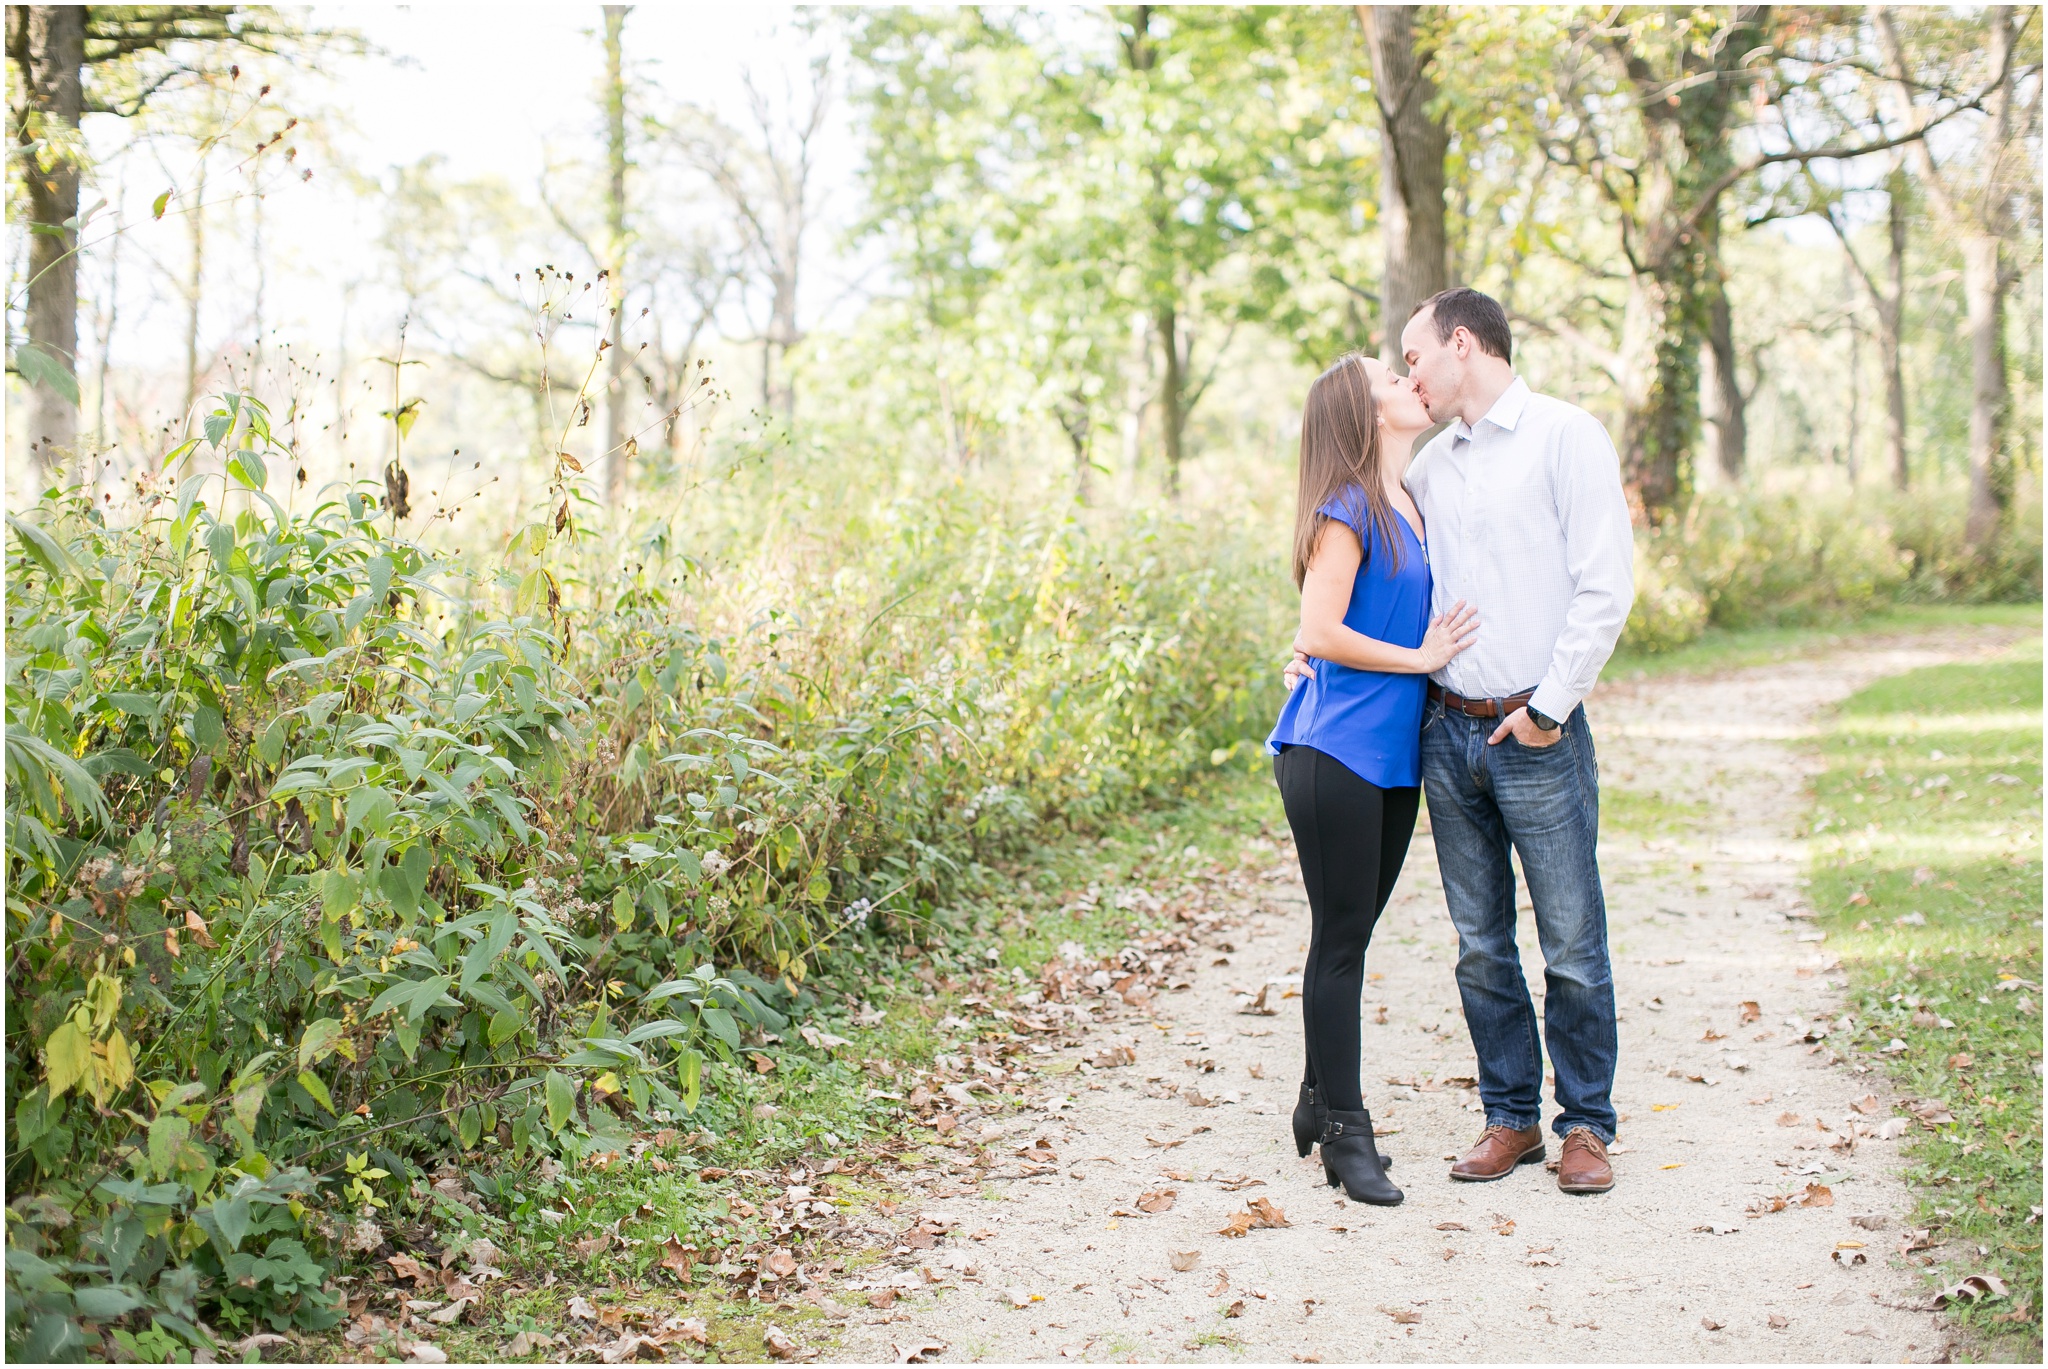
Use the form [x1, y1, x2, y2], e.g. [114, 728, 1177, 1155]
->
[1810, 645, 2042, 1354]
[1621, 479, 2042, 654]
[5, 390, 1286, 1356]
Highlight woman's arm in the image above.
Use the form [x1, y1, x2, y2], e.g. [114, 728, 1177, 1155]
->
[1295, 521, 1478, 675]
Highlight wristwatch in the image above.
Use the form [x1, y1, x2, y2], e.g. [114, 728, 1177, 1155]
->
[1527, 706, 1561, 732]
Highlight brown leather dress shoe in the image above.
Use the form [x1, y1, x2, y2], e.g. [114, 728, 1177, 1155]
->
[1448, 1123, 1546, 1182]
[1557, 1127, 1615, 1194]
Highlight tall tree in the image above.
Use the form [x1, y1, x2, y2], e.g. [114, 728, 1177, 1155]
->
[5, 6, 307, 474]
[602, 4, 630, 507]
[1818, 167, 1912, 490]
[1536, 7, 1976, 522]
[1359, 4, 1447, 369]
[1878, 6, 2040, 548]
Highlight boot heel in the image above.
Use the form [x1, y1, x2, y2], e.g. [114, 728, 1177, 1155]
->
[1292, 1084, 1323, 1159]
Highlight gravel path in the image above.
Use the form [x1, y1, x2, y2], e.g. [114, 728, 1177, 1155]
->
[834, 627, 2020, 1364]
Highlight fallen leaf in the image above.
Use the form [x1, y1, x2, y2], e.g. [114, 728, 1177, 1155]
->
[673, 1318, 709, 1345]
[869, 1289, 898, 1310]
[1136, 1188, 1178, 1213]
[1776, 1111, 1805, 1127]
[1850, 1214, 1887, 1231]
[1434, 1221, 1469, 1232]
[751, 1053, 777, 1073]
[426, 1298, 472, 1325]
[1800, 1183, 1834, 1208]
[763, 1326, 803, 1360]
[387, 1253, 429, 1286]
[1767, 1314, 1790, 1329]
[1005, 1288, 1039, 1308]
[760, 1247, 798, 1280]
[1224, 1299, 1246, 1318]
[1851, 1094, 1881, 1115]
[1700, 1317, 1723, 1331]
[1492, 1216, 1516, 1236]
[1380, 1306, 1421, 1325]
[568, 1295, 598, 1322]
[1209, 1270, 1229, 1297]
[404, 1346, 448, 1365]
[894, 1342, 947, 1364]
[1246, 1197, 1290, 1229]
[1169, 1249, 1201, 1272]
[1738, 1001, 1761, 1024]
[1934, 1273, 2010, 1307]
[572, 1230, 612, 1260]
[659, 1237, 694, 1282]
[1693, 1222, 1740, 1235]
[1875, 1117, 1909, 1140]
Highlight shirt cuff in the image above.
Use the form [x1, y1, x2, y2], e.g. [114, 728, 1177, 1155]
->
[1528, 681, 1580, 726]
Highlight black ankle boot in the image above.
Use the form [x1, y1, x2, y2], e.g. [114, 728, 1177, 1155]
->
[1296, 1085, 1393, 1168]
[1292, 1084, 1322, 1158]
[1321, 1109, 1403, 1206]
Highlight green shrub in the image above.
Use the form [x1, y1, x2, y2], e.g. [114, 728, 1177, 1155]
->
[4, 393, 1288, 1358]
[1618, 478, 2040, 655]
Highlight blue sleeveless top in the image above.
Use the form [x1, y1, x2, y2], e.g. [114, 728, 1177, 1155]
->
[1265, 490, 1432, 788]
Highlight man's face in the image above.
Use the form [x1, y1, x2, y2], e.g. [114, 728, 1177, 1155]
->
[1399, 308, 1461, 424]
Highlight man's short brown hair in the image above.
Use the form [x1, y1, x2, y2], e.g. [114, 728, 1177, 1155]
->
[1410, 286, 1512, 364]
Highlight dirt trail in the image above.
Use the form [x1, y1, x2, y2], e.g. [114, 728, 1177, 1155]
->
[834, 627, 2020, 1364]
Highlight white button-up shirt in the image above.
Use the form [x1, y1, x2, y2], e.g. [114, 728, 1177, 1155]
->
[1404, 377, 1635, 723]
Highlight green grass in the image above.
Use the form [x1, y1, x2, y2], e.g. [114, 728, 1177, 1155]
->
[1809, 637, 2043, 1359]
[1611, 602, 2042, 679]
[1601, 786, 1714, 837]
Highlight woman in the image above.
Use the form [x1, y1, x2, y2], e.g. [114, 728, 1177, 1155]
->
[1266, 352, 1477, 1206]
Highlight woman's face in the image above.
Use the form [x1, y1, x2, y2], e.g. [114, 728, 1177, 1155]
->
[1361, 357, 1432, 433]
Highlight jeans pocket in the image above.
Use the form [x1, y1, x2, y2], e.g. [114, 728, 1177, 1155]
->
[1423, 700, 1444, 734]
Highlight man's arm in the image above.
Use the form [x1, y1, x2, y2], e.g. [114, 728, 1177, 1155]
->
[1526, 412, 1635, 725]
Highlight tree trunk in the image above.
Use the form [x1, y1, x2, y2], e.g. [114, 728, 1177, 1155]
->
[1960, 231, 2006, 548]
[1616, 266, 1700, 521]
[184, 161, 207, 418]
[1156, 303, 1184, 496]
[17, 5, 85, 474]
[602, 4, 630, 508]
[1359, 4, 1448, 369]
[1881, 177, 1909, 490]
[1701, 229, 1745, 482]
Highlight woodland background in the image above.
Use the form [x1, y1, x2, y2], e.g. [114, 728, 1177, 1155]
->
[4, 5, 2041, 1362]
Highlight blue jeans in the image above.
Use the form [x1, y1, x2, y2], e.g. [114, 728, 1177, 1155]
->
[1420, 700, 1618, 1142]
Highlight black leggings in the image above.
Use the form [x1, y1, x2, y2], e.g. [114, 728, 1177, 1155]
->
[1274, 745, 1420, 1114]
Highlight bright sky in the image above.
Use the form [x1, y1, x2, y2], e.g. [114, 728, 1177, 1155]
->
[83, 3, 866, 374]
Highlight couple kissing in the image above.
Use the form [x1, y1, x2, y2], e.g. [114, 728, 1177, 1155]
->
[1266, 287, 1636, 1207]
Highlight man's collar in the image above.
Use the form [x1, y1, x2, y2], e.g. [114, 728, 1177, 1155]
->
[1450, 376, 1530, 442]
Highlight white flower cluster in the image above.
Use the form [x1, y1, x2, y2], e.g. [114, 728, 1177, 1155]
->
[840, 898, 872, 927]
[699, 849, 731, 879]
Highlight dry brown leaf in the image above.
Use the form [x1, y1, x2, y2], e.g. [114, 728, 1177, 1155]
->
[1223, 1298, 1246, 1318]
[1851, 1094, 1881, 1115]
[1381, 1306, 1421, 1325]
[1246, 1197, 1290, 1228]
[894, 1342, 947, 1364]
[1209, 1271, 1230, 1297]
[1800, 1183, 1834, 1208]
[763, 1326, 803, 1360]
[1767, 1313, 1790, 1329]
[572, 1231, 612, 1260]
[761, 1248, 798, 1279]
[1775, 1111, 1805, 1127]
[1700, 1317, 1723, 1331]
[568, 1295, 599, 1322]
[658, 1237, 694, 1283]
[671, 1318, 709, 1345]
[869, 1289, 898, 1310]
[1738, 1001, 1761, 1024]
[1218, 1211, 1255, 1238]
[1136, 1188, 1178, 1214]
[1434, 1222, 1468, 1232]
[387, 1253, 429, 1286]
[1933, 1273, 2010, 1307]
[1170, 1250, 1200, 1272]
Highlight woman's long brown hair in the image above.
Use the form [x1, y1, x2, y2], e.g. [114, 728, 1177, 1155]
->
[1291, 351, 1404, 589]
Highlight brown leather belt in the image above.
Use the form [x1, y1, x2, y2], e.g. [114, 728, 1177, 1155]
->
[1428, 682, 1535, 719]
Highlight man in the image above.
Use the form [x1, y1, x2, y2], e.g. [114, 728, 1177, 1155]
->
[1296, 287, 1635, 1194]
